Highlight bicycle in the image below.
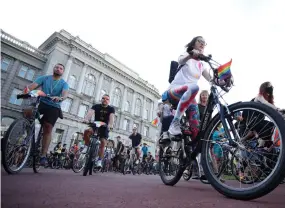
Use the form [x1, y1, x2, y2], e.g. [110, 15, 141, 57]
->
[82, 121, 107, 176]
[158, 53, 285, 200]
[2, 90, 61, 174]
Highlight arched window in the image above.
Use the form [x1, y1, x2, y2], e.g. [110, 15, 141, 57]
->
[68, 75, 77, 89]
[135, 98, 142, 116]
[124, 101, 130, 112]
[82, 74, 96, 96]
[112, 88, 121, 107]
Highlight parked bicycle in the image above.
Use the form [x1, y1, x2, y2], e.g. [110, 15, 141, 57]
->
[158, 53, 285, 200]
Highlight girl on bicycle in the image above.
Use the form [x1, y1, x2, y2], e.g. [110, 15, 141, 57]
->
[161, 36, 213, 138]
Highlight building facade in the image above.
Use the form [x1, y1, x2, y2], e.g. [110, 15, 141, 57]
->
[1, 29, 160, 155]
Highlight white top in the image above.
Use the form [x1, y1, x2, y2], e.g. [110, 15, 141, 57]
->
[168, 52, 206, 89]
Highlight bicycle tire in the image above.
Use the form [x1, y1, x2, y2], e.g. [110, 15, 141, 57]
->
[159, 146, 185, 186]
[2, 118, 33, 174]
[201, 101, 285, 200]
[32, 126, 43, 173]
[83, 142, 95, 176]
[72, 153, 86, 173]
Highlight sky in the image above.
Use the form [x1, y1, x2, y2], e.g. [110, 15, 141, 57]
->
[1, 0, 285, 107]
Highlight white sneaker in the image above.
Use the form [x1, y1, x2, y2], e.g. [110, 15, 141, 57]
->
[96, 160, 102, 167]
[162, 132, 170, 140]
[168, 120, 182, 136]
[81, 146, 88, 153]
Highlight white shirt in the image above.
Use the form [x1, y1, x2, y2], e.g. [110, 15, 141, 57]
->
[168, 52, 206, 89]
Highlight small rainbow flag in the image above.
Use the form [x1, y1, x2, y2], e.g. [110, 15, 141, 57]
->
[217, 59, 232, 81]
[151, 117, 159, 127]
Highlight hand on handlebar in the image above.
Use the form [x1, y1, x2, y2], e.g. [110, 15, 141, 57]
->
[51, 96, 63, 102]
[191, 49, 201, 58]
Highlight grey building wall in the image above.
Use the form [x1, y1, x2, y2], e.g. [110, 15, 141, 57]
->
[1, 29, 161, 155]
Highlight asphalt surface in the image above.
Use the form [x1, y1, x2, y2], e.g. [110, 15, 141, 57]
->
[2, 168, 285, 208]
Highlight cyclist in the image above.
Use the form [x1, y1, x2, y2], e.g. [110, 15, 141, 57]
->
[161, 36, 214, 138]
[23, 63, 69, 165]
[113, 136, 125, 170]
[141, 143, 149, 162]
[82, 94, 115, 168]
[129, 127, 142, 163]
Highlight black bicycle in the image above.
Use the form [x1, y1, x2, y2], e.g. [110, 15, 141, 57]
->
[158, 54, 285, 200]
[1, 90, 59, 174]
[82, 121, 107, 176]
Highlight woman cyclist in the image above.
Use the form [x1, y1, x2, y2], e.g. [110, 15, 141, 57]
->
[161, 36, 221, 138]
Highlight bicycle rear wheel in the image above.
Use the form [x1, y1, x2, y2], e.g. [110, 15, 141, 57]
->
[2, 118, 33, 174]
[201, 101, 285, 200]
[32, 126, 43, 173]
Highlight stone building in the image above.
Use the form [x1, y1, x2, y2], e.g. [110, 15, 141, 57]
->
[1, 29, 160, 155]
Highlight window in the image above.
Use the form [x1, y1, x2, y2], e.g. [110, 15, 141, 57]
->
[113, 115, 118, 129]
[82, 74, 96, 96]
[133, 123, 139, 130]
[100, 89, 107, 99]
[1, 117, 15, 138]
[78, 104, 88, 118]
[112, 88, 121, 107]
[135, 98, 142, 116]
[143, 109, 149, 120]
[143, 126, 149, 137]
[61, 98, 73, 112]
[68, 75, 77, 89]
[52, 129, 64, 144]
[9, 89, 23, 105]
[124, 101, 130, 112]
[123, 119, 130, 131]
[18, 65, 35, 81]
[1, 57, 11, 71]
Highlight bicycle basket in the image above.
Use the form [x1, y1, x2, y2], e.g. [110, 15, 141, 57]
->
[22, 97, 38, 118]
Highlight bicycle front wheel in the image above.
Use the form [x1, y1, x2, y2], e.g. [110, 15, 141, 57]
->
[2, 118, 33, 174]
[201, 101, 285, 200]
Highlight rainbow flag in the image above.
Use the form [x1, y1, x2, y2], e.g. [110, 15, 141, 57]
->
[151, 117, 159, 127]
[217, 59, 232, 81]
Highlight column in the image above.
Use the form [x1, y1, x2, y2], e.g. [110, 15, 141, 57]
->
[120, 86, 128, 110]
[62, 56, 73, 81]
[131, 92, 137, 115]
[76, 64, 88, 94]
[142, 97, 146, 119]
[149, 101, 154, 121]
[120, 115, 125, 130]
[95, 73, 104, 101]
[109, 79, 115, 100]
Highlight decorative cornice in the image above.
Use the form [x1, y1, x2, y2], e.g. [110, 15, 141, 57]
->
[42, 31, 160, 98]
[1, 30, 47, 61]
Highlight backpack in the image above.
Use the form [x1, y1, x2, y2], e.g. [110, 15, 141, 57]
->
[168, 61, 184, 83]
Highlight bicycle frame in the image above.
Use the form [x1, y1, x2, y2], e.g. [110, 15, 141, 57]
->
[190, 85, 239, 159]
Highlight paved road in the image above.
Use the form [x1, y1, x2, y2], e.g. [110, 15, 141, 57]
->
[2, 168, 285, 208]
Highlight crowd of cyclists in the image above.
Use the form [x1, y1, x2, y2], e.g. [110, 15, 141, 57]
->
[2, 35, 285, 201]
[39, 138, 159, 176]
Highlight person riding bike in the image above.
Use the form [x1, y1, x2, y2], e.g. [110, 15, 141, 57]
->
[129, 127, 142, 163]
[82, 94, 115, 168]
[161, 36, 215, 139]
[113, 136, 125, 170]
[241, 82, 285, 146]
[23, 63, 69, 165]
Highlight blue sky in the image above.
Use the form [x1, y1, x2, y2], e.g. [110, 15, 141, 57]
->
[1, 0, 284, 107]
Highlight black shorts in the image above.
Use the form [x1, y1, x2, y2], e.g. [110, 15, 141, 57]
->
[38, 102, 61, 126]
[98, 126, 109, 139]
